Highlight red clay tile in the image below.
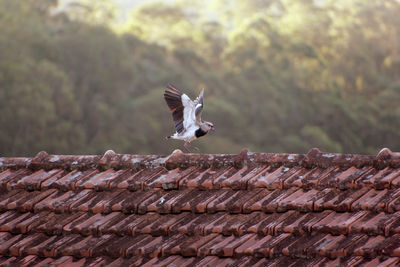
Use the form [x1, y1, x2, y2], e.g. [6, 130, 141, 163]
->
[0, 190, 25, 211]
[277, 188, 319, 212]
[0, 170, 14, 186]
[354, 168, 379, 187]
[248, 166, 290, 189]
[323, 166, 372, 189]
[89, 191, 126, 214]
[270, 211, 306, 235]
[261, 187, 301, 213]
[314, 187, 369, 212]
[177, 234, 219, 257]
[0, 190, 28, 211]
[363, 167, 400, 189]
[281, 210, 329, 234]
[36, 212, 85, 235]
[266, 233, 294, 258]
[390, 171, 400, 188]
[0, 232, 15, 254]
[79, 213, 121, 236]
[77, 234, 113, 257]
[139, 213, 187, 236]
[242, 189, 273, 213]
[322, 211, 368, 235]
[210, 234, 253, 257]
[376, 257, 400, 266]
[101, 189, 151, 214]
[193, 256, 221, 266]
[351, 188, 396, 212]
[362, 257, 397, 267]
[242, 188, 299, 213]
[285, 166, 337, 189]
[24, 236, 60, 257]
[103, 213, 142, 236]
[56, 235, 113, 258]
[31, 255, 55, 265]
[166, 255, 199, 267]
[8, 233, 46, 256]
[203, 213, 267, 236]
[246, 211, 290, 235]
[171, 190, 220, 213]
[76, 169, 122, 190]
[95, 212, 129, 235]
[41, 235, 79, 257]
[49, 256, 88, 267]
[13, 211, 51, 234]
[353, 235, 386, 257]
[0, 212, 32, 232]
[234, 234, 270, 256]
[0, 169, 33, 190]
[319, 234, 368, 258]
[382, 234, 400, 257]
[139, 189, 184, 214]
[33, 190, 74, 212]
[140, 256, 178, 267]
[207, 189, 262, 213]
[220, 166, 265, 189]
[57, 235, 92, 257]
[106, 169, 138, 189]
[179, 166, 233, 189]
[146, 166, 197, 189]
[207, 212, 259, 236]
[0, 255, 40, 267]
[124, 235, 155, 257]
[282, 233, 327, 257]
[118, 167, 167, 191]
[107, 256, 150, 266]
[15, 190, 58, 212]
[350, 212, 391, 235]
[91, 235, 133, 258]
[51, 170, 99, 191]
[384, 212, 400, 236]
[13, 169, 65, 191]
[0, 234, 26, 256]
[131, 213, 178, 236]
[299, 234, 340, 257]
[169, 213, 218, 235]
[386, 189, 400, 213]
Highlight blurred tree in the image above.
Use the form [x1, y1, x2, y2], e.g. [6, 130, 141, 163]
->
[1, 0, 400, 156]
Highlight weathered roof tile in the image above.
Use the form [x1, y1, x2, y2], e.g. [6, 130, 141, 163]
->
[1, 149, 400, 265]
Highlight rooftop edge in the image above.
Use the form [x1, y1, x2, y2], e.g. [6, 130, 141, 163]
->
[1, 148, 400, 171]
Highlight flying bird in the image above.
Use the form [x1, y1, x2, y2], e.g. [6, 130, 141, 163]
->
[164, 84, 214, 152]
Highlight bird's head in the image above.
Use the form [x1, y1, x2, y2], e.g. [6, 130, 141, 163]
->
[201, 121, 215, 133]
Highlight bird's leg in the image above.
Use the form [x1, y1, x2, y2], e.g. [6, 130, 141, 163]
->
[184, 142, 200, 152]
[183, 142, 191, 153]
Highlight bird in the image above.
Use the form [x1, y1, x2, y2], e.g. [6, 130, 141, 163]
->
[164, 84, 214, 152]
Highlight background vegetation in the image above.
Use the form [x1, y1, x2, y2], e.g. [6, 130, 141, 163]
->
[1, 0, 400, 156]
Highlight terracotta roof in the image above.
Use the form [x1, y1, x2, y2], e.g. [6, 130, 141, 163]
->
[1, 148, 400, 266]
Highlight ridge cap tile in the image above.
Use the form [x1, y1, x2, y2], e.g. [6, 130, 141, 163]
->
[4, 147, 400, 172]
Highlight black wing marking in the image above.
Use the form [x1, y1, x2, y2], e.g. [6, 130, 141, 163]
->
[164, 84, 185, 133]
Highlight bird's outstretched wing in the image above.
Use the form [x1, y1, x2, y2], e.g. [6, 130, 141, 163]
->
[194, 89, 204, 124]
[164, 84, 196, 133]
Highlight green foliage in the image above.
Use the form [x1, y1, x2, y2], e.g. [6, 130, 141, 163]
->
[1, 0, 400, 156]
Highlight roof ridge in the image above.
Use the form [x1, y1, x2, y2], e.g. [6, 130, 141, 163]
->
[1, 148, 400, 171]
